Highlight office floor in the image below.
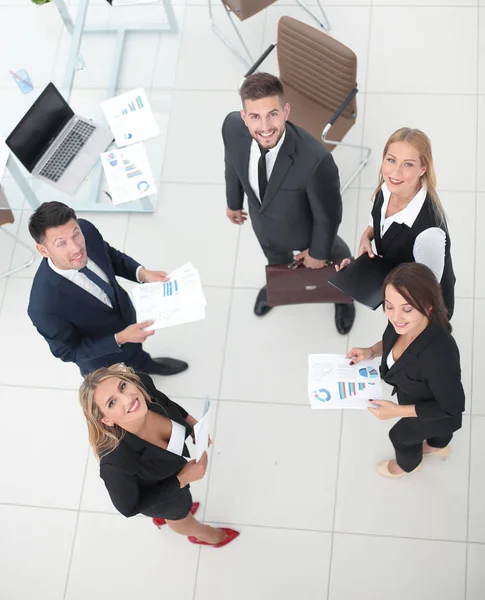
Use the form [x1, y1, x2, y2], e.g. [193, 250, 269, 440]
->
[0, 1, 484, 599]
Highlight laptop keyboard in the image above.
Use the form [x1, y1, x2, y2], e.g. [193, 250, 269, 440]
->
[39, 120, 96, 183]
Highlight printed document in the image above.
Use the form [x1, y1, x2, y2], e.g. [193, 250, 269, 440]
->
[101, 88, 159, 147]
[194, 397, 212, 462]
[308, 354, 383, 410]
[100, 143, 156, 204]
[133, 262, 207, 330]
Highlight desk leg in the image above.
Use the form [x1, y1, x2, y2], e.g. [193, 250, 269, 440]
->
[162, 0, 179, 33]
[7, 158, 40, 210]
[63, 0, 89, 101]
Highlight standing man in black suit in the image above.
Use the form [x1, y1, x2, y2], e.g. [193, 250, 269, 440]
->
[222, 72, 355, 334]
[27, 201, 188, 377]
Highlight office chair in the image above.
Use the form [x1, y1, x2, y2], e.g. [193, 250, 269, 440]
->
[0, 187, 35, 280]
[243, 16, 370, 193]
[208, 0, 331, 68]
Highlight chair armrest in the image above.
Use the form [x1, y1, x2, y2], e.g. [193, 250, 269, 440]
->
[244, 44, 276, 78]
[328, 87, 358, 127]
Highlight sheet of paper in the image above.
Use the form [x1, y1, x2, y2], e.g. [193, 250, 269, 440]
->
[308, 353, 383, 410]
[133, 263, 207, 330]
[101, 88, 159, 147]
[194, 397, 211, 462]
[100, 143, 156, 204]
[0, 137, 10, 182]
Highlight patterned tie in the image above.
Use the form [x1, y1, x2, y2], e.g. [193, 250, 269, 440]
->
[79, 266, 117, 307]
[258, 146, 270, 202]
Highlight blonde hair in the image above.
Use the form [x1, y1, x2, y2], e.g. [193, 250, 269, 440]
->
[373, 128, 445, 225]
[79, 363, 152, 459]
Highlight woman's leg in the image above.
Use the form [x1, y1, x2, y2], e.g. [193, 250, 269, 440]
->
[165, 513, 226, 544]
[424, 433, 453, 453]
[389, 419, 424, 473]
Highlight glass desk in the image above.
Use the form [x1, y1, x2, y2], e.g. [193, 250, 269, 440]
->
[6, 0, 178, 215]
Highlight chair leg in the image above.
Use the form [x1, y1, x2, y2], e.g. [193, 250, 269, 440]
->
[322, 126, 371, 194]
[295, 0, 331, 31]
[0, 228, 35, 280]
[208, 0, 254, 68]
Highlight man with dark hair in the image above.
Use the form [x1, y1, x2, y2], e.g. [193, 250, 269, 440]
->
[27, 201, 188, 377]
[222, 72, 355, 334]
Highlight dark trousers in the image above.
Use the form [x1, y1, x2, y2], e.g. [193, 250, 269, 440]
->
[80, 348, 159, 377]
[389, 415, 462, 472]
[261, 235, 352, 266]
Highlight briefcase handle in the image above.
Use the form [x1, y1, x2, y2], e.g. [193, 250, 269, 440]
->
[288, 259, 335, 270]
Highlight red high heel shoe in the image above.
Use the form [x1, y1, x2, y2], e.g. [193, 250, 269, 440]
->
[187, 528, 240, 548]
[152, 502, 200, 529]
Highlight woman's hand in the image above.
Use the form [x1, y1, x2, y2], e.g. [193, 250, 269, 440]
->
[177, 452, 208, 487]
[346, 347, 374, 365]
[368, 400, 401, 420]
[335, 257, 352, 272]
[358, 227, 375, 258]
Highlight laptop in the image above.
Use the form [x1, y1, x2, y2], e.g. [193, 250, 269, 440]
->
[327, 254, 396, 310]
[6, 82, 113, 195]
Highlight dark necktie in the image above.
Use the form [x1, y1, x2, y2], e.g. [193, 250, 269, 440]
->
[79, 266, 117, 308]
[258, 146, 270, 202]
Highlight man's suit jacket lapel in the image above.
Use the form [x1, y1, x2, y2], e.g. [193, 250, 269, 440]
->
[236, 127, 259, 207]
[260, 125, 295, 212]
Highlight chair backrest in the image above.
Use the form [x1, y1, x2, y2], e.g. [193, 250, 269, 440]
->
[277, 16, 357, 147]
[224, 0, 277, 21]
[0, 186, 14, 227]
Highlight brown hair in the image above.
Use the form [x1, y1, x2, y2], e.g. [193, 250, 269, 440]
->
[374, 128, 445, 226]
[383, 263, 451, 332]
[79, 363, 152, 459]
[239, 72, 284, 107]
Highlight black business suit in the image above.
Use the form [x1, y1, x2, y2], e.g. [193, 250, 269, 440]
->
[381, 320, 465, 472]
[28, 219, 159, 376]
[372, 190, 456, 317]
[100, 373, 194, 520]
[222, 111, 351, 264]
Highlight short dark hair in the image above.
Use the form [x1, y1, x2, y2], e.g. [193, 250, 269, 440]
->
[239, 73, 284, 107]
[383, 263, 451, 332]
[29, 201, 77, 244]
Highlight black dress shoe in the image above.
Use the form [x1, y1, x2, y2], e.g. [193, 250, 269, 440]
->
[150, 357, 189, 376]
[335, 302, 356, 335]
[254, 287, 273, 317]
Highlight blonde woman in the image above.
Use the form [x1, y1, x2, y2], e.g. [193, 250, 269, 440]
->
[339, 128, 455, 316]
[79, 364, 239, 548]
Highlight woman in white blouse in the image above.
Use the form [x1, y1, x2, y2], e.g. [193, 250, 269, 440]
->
[340, 128, 455, 316]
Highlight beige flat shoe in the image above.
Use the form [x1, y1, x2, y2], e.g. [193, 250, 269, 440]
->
[377, 460, 422, 479]
[423, 446, 450, 460]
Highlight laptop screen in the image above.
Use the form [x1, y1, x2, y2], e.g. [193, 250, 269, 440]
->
[5, 83, 74, 172]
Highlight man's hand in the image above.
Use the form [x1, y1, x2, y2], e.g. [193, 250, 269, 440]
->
[295, 249, 328, 269]
[138, 267, 169, 283]
[116, 321, 155, 345]
[226, 208, 248, 225]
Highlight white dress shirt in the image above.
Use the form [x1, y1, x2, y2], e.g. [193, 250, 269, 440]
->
[370, 183, 446, 282]
[386, 351, 395, 369]
[248, 129, 287, 202]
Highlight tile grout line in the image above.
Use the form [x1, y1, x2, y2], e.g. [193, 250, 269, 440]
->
[189, 213, 243, 600]
[62, 445, 91, 600]
[464, 5, 481, 598]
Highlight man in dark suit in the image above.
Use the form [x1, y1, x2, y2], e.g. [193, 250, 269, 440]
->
[27, 201, 188, 377]
[222, 72, 355, 334]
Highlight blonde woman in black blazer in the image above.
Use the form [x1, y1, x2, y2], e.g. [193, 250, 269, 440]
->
[79, 364, 239, 548]
[347, 263, 464, 478]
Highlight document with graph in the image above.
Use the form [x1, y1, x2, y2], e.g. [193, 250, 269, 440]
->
[308, 354, 383, 410]
[133, 263, 207, 330]
[100, 143, 156, 204]
[101, 88, 159, 147]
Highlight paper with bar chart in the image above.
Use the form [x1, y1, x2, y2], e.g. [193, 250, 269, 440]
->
[308, 354, 383, 409]
[133, 262, 207, 330]
[101, 88, 159, 147]
[100, 143, 156, 204]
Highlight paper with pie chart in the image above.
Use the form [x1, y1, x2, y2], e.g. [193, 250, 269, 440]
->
[100, 143, 156, 205]
[308, 354, 383, 409]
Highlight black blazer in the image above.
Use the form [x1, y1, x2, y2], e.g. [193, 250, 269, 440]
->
[380, 320, 465, 420]
[28, 219, 142, 375]
[222, 111, 342, 260]
[100, 373, 193, 518]
[372, 190, 456, 315]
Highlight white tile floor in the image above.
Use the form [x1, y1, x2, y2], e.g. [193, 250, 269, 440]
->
[0, 1, 484, 599]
